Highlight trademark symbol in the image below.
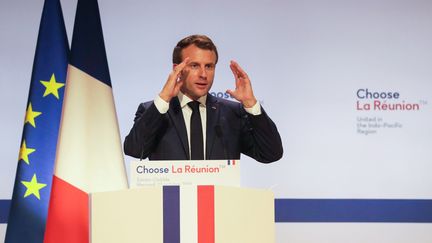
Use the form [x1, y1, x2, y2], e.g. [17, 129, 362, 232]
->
[419, 100, 428, 105]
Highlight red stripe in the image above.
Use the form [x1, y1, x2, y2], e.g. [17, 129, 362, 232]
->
[44, 176, 89, 243]
[232, 160, 236, 165]
[197, 185, 215, 243]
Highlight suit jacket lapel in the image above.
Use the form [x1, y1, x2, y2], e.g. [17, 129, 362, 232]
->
[168, 97, 190, 159]
[206, 95, 220, 159]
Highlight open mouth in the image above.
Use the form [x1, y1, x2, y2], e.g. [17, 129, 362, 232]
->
[195, 82, 207, 89]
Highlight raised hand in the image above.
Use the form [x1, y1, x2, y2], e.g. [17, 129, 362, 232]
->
[226, 60, 257, 108]
[159, 58, 190, 102]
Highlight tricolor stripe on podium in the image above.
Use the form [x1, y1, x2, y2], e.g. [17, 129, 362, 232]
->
[162, 186, 272, 243]
[163, 186, 215, 243]
[91, 185, 275, 243]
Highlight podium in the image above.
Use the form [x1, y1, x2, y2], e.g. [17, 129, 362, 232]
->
[90, 185, 275, 243]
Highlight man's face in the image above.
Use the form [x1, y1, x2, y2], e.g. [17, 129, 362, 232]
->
[177, 44, 217, 100]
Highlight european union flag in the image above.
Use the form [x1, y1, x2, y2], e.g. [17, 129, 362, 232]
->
[5, 0, 69, 242]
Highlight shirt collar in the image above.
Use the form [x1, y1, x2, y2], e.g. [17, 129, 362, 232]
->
[178, 92, 207, 108]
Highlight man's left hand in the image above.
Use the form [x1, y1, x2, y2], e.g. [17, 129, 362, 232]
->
[226, 60, 257, 108]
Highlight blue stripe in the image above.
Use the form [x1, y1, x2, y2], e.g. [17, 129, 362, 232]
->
[2, 199, 432, 223]
[275, 199, 432, 222]
[163, 186, 180, 243]
[0, 200, 11, 223]
[70, 0, 111, 86]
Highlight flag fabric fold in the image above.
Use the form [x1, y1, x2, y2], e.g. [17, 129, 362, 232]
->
[43, 0, 128, 242]
[5, 0, 69, 242]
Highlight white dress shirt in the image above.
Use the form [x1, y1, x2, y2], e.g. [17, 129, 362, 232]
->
[153, 92, 261, 159]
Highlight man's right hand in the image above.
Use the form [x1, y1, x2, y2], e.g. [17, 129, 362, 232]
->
[159, 58, 190, 102]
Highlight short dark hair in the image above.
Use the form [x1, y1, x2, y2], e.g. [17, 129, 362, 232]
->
[172, 35, 218, 64]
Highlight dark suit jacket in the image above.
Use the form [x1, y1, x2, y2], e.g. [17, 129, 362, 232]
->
[124, 95, 283, 163]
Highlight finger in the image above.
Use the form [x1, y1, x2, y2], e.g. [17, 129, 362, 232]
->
[226, 89, 236, 97]
[229, 62, 242, 82]
[173, 80, 184, 95]
[230, 60, 249, 80]
[168, 58, 190, 86]
[226, 89, 241, 102]
[173, 57, 190, 75]
[229, 67, 241, 88]
[174, 80, 183, 90]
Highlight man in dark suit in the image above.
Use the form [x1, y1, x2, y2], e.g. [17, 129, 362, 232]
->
[124, 35, 283, 163]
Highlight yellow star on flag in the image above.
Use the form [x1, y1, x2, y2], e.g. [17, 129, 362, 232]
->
[25, 103, 42, 128]
[40, 73, 65, 99]
[19, 140, 36, 165]
[21, 174, 47, 200]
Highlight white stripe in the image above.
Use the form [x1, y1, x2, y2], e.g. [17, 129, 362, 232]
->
[180, 186, 198, 243]
[54, 65, 127, 193]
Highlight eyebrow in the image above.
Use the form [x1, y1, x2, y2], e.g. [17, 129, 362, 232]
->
[188, 62, 215, 66]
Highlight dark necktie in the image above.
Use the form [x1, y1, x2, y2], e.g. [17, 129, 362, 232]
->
[188, 101, 204, 160]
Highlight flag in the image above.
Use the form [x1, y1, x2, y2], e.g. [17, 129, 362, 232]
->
[5, 0, 69, 242]
[43, 0, 128, 242]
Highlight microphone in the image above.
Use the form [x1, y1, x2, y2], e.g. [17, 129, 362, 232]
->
[140, 145, 145, 161]
[215, 125, 228, 159]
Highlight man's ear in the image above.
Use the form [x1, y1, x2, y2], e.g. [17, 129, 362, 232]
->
[173, 64, 178, 70]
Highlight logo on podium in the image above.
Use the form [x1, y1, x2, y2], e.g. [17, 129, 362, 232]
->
[129, 160, 240, 187]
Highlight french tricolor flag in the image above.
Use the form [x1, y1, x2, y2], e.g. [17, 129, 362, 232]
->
[91, 185, 275, 243]
[227, 160, 236, 166]
[43, 0, 127, 242]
